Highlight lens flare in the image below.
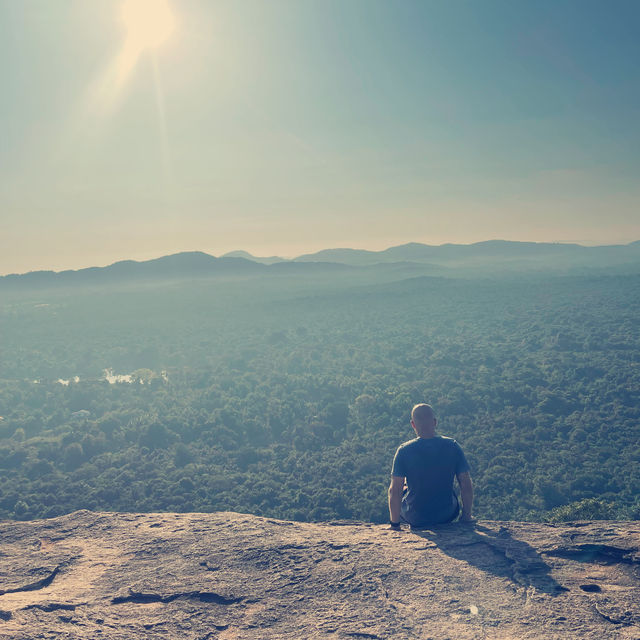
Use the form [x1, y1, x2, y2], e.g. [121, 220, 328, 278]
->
[121, 0, 176, 51]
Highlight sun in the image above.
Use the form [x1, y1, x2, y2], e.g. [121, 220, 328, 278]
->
[121, 0, 176, 51]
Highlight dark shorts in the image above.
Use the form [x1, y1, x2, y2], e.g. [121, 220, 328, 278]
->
[401, 494, 460, 529]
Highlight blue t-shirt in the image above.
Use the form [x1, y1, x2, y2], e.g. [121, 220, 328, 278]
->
[391, 436, 470, 526]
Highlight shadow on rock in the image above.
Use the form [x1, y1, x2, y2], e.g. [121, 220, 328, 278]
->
[411, 522, 567, 596]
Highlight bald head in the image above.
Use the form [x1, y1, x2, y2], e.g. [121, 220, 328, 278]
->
[411, 403, 437, 437]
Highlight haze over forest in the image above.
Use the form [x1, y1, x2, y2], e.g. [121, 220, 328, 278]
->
[1, 241, 638, 523]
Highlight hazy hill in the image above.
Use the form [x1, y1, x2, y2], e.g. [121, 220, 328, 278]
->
[3, 240, 639, 288]
[0, 252, 262, 288]
[221, 250, 285, 265]
[0, 252, 353, 290]
[295, 240, 640, 271]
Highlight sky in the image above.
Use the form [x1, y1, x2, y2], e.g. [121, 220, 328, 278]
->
[1, 0, 639, 274]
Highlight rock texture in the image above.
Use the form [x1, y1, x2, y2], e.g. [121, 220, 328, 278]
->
[0, 511, 638, 639]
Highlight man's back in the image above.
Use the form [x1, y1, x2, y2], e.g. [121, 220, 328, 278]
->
[392, 435, 470, 526]
[388, 403, 474, 528]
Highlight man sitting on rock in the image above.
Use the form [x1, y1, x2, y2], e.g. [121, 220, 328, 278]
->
[388, 403, 473, 529]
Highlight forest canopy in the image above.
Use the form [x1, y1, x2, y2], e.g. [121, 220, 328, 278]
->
[0, 268, 638, 523]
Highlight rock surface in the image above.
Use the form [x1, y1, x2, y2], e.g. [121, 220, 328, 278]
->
[0, 511, 638, 639]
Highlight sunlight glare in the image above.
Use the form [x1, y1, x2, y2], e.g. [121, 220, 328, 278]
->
[121, 0, 176, 51]
[71, 0, 178, 162]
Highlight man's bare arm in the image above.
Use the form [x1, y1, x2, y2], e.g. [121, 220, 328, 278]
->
[388, 476, 404, 525]
[457, 472, 474, 521]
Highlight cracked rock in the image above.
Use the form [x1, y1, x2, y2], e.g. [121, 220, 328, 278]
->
[0, 511, 638, 638]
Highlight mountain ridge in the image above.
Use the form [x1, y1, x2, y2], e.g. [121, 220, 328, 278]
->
[295, 239, 640, 265]
[2, 240, 640, 284]
[221, 250, 286, 265]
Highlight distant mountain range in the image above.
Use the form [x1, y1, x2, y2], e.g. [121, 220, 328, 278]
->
[296, 240, 640, 266]
[0, 252, 354, 289]
[3, 240, 640, 288]
[227, 240, 640, 267]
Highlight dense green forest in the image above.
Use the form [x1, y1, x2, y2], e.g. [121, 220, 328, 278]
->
[0, 269, 638, 523]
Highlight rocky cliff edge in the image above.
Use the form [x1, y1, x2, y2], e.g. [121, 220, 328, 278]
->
[0, 511, 638, 639]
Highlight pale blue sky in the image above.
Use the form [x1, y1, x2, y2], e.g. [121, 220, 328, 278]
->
[1, 0, 639, 273]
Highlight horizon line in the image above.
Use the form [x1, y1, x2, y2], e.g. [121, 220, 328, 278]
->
[2, 237, 639, 278]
